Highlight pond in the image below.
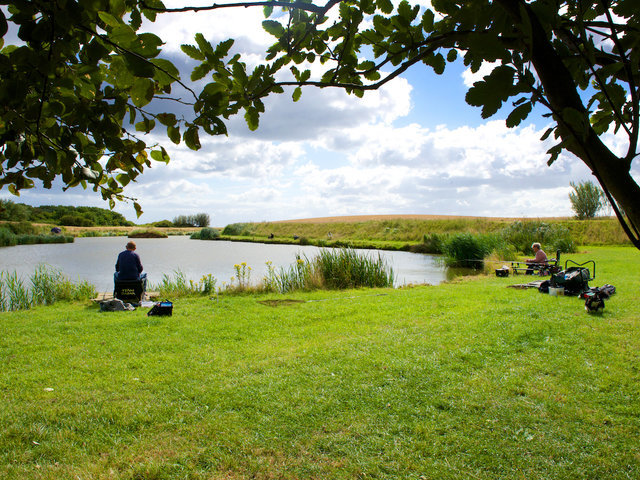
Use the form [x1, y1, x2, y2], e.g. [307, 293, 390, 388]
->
[0, 236, 449, 291]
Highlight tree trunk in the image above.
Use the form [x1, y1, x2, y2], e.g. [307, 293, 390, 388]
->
[497, 0, 640, 248]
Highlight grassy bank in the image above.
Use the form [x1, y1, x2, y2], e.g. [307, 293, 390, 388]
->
[1, 246, 639, 479]
[221, 217, 630, 249]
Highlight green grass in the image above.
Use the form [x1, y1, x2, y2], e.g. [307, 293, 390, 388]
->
[1, 246, 639, 479]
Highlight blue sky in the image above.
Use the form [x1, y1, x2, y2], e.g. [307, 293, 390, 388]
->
[2, 1, 636, 226]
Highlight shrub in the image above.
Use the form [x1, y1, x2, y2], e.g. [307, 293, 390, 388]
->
[501, 221, 575, 254]
[0, 228, 17, 247]
[193, 227, 220, 240]
[153, 220, 174, 228]
[222, 223, 251, 236]
[59, 214, 94, 226]
[4, 221, 37, 235]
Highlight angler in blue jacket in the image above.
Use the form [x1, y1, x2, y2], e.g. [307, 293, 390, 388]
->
[114, 241, 147, 290]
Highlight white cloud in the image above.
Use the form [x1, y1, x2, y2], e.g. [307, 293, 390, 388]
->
[461, 61, 498, 88]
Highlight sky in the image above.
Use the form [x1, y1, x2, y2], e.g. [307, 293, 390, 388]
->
[2, 1, 637, 227]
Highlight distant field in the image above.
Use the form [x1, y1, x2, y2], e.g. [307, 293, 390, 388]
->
[272, 214, 573, 223]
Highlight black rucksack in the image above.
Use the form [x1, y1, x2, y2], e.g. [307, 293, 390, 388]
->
[551, 267, 590, 296]
[147, 300, 173, 316]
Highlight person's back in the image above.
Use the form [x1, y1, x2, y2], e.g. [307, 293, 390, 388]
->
[116, 248, 143, 280]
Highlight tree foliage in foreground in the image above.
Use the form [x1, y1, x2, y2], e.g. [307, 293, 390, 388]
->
[569, 180, 605, 219]
[0, 0, 639, 248]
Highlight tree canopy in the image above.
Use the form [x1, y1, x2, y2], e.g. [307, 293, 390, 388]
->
[0, 0, 639, 247]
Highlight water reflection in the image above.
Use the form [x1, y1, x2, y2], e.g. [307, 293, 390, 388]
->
[0, 236, 448, 290]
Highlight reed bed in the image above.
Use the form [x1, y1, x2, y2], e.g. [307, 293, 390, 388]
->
[152, 249, 394, 297]
[263, 248, 394, 293]
[0, 266, 96, 312]
[0, 228, 73, 247]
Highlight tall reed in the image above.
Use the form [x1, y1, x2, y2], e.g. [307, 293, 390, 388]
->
[1, 271, 32, 311]
[0, 266, 97, 312]
[262, 248, 394, 293]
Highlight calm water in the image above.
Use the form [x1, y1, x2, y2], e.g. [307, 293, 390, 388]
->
[0, 236, 447, 291]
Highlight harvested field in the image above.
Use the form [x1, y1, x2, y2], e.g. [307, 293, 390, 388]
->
[272, 214, 571, 223]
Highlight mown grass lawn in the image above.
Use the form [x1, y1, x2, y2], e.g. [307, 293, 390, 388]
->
[1, 246, 639, 479]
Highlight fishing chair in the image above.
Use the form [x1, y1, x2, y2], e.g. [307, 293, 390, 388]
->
[511, 250, 562, 276]
[114, 278, 146, 304]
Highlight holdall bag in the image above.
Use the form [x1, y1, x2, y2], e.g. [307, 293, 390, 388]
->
[147, 300, 173, 316]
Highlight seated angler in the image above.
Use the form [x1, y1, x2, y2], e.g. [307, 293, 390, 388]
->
[525, 242, 548, 274]
[114, 241, 147, 293]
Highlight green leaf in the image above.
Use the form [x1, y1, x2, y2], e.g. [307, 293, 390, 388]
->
[167, 125, 181, 144]
[156, 113, 177, 127]
[135, 117, 156, 132]
[245, 107, 260, 131]
[264, 5, 274, 18]
[181, 44, 205, 61]
[376, 0, 394, 15]
[109, 24, 137, 48]
[215, 39, 234, 58]
[263, 20, 285, 37]
[465, 65, 516, 118]
[191, 63, 212, 82]
[130, 33, 164, 58]
[134, 202, 143, 218]
[292, 87, 302, 102]
[195, 33, 215, 58]
[421, 9, 435, 32]
[0, 9, 7, 38]
[151, 147, 170, 163]
[98, 11, 121, 28]
[151, 58, 180, 86]
[540, 127, 554, 141]
[116, 173, 131, 187]
[505, 102, 532, 128]
[130, 78, 155, 107]
[184, 126, 202, 150]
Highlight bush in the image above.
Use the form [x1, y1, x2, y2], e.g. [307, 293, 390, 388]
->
[153, 220, 174, 228]
[4, 221, 37, 235]
[0, 228, 17, 247]
[59, 214, 94, 227]
[501, 221, 575, 254]
[191, 227, 220, 240]
[222, 223, 251, 236]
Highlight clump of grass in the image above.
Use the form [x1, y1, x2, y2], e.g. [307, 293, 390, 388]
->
[154, 271, 218, 297]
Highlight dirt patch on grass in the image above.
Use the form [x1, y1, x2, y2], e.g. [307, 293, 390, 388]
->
[257, 299, 306, 307]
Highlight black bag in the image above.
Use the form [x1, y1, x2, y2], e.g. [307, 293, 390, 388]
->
[551, 267, 590, 296]
[147, 300, 173, 316]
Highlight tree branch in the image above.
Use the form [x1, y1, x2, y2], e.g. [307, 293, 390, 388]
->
[140, 0, 332, 15]
[599, 0, 638, 165]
